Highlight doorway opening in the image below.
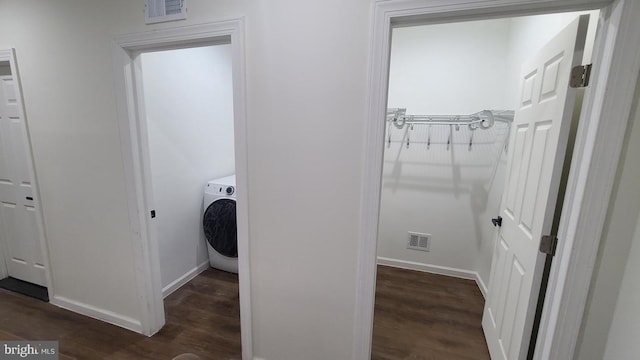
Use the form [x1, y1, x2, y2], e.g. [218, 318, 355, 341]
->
[139, 44, 236, 294]
[113, 20, 252, 360]
[137, 43, 240, 357]
[371, 10, 597, 360]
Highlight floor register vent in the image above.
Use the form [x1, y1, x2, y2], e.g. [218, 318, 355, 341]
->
[407, 232, 431, 252]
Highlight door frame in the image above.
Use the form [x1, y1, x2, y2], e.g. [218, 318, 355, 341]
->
[0, 48, 54, 292]
[354, 0, 640, 359]
[112, 20, 252, 360]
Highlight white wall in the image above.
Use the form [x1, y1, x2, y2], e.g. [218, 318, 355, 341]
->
[0, 1, 142, 324]
[381, 19, 511, 284]
[602, 212, 640, 360]
[140, 45, 234, 291]
[575, 75, 640, 360]
[0, 1, 612, 359]
[387, 20, 511, 115]
[0, 0, 368, 359]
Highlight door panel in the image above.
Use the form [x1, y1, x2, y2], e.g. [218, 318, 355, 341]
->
[482, 15, 589, 360]
[0, 56, 45, 287]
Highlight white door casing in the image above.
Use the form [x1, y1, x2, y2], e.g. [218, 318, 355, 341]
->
[482, 15, 589, 360]
[0, 50, 48, 287]
[113, 20, 253, 359]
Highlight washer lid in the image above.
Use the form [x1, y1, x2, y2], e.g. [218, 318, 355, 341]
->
[203, 198, 237, 258]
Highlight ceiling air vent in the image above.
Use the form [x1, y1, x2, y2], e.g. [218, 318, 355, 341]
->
[145, 0, 187, 24]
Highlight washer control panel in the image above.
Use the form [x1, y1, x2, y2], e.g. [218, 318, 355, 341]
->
[207, 183, 235, 196]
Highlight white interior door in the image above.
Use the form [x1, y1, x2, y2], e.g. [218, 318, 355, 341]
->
[0, 50, 46, 287]
[482, 15, 589, 360]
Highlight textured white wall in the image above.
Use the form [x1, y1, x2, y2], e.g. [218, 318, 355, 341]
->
[140, 45, 234, 291]
[381, 19, 511, 281]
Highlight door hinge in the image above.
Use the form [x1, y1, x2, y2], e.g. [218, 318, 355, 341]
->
[540, 235, 558, 256]
[570, 64, 592, 88]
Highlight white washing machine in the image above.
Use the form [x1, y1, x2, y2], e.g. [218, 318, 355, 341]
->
[202, 175, 238, 273]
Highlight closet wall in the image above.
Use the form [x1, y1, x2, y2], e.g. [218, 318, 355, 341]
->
[140, 45, 235, 292]
[380, 11, 598, 289]
[380, 19, 512, 288]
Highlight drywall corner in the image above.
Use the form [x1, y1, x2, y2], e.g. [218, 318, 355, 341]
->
[162, 261, 210, 298]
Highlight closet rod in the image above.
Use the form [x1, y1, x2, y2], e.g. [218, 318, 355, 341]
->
[386, 108, 514, 130]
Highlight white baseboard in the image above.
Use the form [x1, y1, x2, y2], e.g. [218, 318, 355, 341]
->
[162, 261, 210, 298]
[377, 257, 487, 299]
[51, 295, 142, 333]
[377, 257, 477, 280]
[475, 272, 488, 299]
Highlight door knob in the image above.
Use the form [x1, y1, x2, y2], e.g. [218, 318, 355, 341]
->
[491, 216, 503, 227]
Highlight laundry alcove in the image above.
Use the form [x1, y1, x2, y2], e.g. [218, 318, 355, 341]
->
[139, 44, 236, 295]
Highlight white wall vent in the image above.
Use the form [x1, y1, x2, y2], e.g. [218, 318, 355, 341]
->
[145, 0, 187, 24]
[407, 232, 431, 252]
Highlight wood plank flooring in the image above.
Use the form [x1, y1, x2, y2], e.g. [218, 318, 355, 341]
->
[0, 265, 488, 359]
[372, 265, 490, 360]
[0, 268, 241, 360]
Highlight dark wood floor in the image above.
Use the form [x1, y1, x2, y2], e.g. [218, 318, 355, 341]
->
[1, 265, 488, 359]
[372, 265, 490, 360]
[0, 268, 241, 360]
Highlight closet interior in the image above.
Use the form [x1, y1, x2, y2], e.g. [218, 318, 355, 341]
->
[371, 10, 598, 359]
[377, 10, 598, 290]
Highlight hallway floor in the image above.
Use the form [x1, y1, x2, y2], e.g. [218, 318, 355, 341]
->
[0, 268, 241, 360]
[0, 265, 487, 359]
[372, 265, 490, 360]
